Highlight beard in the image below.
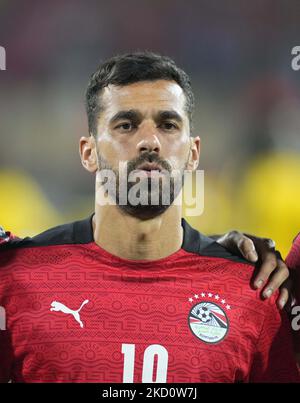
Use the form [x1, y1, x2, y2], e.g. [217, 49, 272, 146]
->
[96, 151, 188, 220]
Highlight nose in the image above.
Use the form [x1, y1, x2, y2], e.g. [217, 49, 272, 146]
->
[136, 122, 161, 155]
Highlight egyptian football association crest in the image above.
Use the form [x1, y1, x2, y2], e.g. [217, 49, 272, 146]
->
[188, 295, 230, 344]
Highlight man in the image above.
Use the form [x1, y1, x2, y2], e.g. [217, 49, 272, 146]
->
[0, 52, 298, 383]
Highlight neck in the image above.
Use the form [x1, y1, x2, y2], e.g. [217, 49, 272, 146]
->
[92, 196, 183, 261]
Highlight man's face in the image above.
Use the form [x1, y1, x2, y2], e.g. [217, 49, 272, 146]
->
[87, 80, 199, 219]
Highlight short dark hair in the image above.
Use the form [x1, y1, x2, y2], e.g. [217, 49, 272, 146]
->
[85, 51, 194, 136]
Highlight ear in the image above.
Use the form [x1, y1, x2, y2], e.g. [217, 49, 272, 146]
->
[79, 135, 98, 173]
[186, 136, 200, 171]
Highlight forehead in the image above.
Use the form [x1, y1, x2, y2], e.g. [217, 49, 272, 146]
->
[100, 80, 186, 117]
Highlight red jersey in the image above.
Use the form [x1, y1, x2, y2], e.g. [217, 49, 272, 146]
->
[286, 233, 300, 355]
[0, 216, 298, 383]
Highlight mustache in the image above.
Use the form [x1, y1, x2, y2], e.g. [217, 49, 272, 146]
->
[127, 152, 172, 173]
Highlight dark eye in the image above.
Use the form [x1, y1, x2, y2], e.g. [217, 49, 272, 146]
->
[160, 122, 178, 131]
[116, 122, 135, 131]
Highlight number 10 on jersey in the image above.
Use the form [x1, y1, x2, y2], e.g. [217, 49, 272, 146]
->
[122, 343, 169, 383]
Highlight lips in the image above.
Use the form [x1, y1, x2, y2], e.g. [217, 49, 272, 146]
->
[136, 162, 162, 172]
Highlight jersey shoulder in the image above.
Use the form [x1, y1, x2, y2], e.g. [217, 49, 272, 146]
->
[0, 215, 94, 251]
[182, 219, 283, 311]
[181, 218, 255, 268]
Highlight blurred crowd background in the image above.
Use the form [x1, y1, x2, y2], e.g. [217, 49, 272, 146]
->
[0, 0, 300, 256]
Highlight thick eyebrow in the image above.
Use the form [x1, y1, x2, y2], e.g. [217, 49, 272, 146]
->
[109, 109, 142, 125]
[155, 110, 183, 124]
[109, 109, 184, 126]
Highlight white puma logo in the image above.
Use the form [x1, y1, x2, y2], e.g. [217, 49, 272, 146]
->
[50, 299, 89, 328]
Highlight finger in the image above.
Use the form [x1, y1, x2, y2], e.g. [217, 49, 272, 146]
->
[277, 286, 289, 310]
[279, 277, 295, 312]
[217, 230, 242, 252]
[237, 237, 258, 262]
[254, 251, 278, 289]
[277, 279, 294, 311]
[262, 237, 276, 249]
[261, 262, 289, 299]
